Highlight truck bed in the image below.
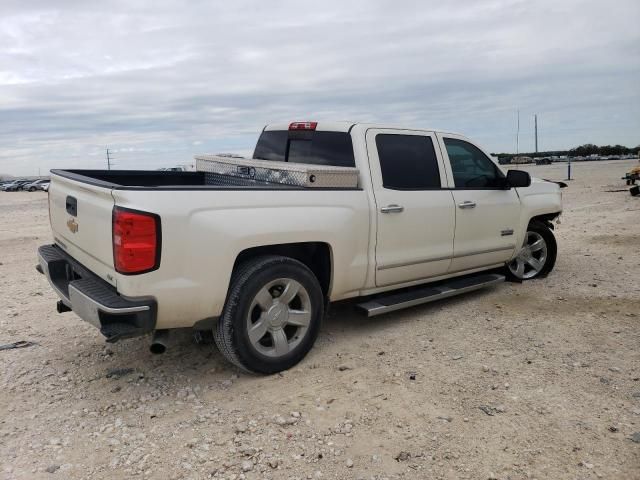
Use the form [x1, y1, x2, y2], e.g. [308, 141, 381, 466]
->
[51, 169, 306, 190]
[51, 169, 360, 191]
[47, 163, 369, 331]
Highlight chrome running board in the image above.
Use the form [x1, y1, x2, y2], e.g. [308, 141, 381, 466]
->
[356, 273, 505, 317]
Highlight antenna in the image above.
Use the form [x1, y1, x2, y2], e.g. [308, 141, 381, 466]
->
[534, 114, 538, 153]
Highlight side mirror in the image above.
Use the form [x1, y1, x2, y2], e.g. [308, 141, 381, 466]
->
[506, 169, 531, 188]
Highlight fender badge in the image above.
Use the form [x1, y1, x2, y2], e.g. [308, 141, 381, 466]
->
[67, 218, 79, 234]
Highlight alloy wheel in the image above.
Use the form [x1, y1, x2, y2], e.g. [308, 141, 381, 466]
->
[508, 231, 548, 279]
[245, 278, 312, 358]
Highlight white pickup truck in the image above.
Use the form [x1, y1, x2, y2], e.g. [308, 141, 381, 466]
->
[38, 122, 562, 373]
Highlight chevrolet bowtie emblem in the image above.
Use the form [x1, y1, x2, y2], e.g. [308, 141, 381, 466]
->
[67, 218, 79, 234]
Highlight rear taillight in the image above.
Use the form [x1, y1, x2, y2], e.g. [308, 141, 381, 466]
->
[112, 207, 161, 274]
[289, 121, 317, 131]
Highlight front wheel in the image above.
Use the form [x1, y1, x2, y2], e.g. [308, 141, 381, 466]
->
[507, 222, 557, 280]
[214, 255, 324, 374]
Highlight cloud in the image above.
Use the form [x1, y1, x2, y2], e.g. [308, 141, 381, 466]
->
[0, 0, 639, 175]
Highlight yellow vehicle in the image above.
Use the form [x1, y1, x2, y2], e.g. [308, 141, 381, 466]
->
[624, 165, 640, 185]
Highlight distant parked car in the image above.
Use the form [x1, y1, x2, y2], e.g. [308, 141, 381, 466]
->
[17, 181, 33, 191]
[157, 166, 193, 172]
[41, 182, 50, 192]
[3, 180, 31, 191]
[24, 179, 50, 191]
[535, 158, 552, 165]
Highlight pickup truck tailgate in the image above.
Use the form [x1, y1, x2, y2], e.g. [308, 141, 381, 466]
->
[48, 174, 116, 284]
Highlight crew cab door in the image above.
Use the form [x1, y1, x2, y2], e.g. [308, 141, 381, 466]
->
[366, 129, 455, 287]
[436, 133, 521, 272]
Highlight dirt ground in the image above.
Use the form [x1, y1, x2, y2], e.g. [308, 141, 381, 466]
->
[1, 160, 639, 480]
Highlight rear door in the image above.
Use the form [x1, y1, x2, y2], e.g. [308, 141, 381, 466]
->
[366, 129, 456, 287]
[48, 174, 117, 285]
[437, 134, 521, 272]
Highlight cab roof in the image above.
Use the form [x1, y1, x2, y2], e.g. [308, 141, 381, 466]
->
[264, 121, 459, 136]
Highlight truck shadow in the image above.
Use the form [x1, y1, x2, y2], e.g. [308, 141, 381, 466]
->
[57, 288, 494, 402]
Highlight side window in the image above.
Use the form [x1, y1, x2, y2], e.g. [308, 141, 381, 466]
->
[376, 134, 441, 189]
[443, 138, 505, 188]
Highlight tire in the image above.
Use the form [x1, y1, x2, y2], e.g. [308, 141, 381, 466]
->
[29, 187, 36, 192]
[213, 255, 324, 374]
[506, 221, 557, 280]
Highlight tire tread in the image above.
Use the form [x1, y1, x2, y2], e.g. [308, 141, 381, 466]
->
[213, 255, 321, 373]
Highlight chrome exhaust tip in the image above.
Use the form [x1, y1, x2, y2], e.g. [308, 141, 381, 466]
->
[150, 329, 169, 354]
[56, 300, 72, 313]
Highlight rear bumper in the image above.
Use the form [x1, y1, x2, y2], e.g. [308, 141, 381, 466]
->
[37, 244, 157, 342]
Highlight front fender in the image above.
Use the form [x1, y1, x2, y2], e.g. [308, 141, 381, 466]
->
[511, 178, 562, 256]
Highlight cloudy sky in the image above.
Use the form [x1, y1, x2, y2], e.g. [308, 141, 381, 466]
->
[1, 0, 639, 176]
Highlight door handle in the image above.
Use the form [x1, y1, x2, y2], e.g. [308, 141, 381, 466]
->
[380, 204, 404, 213]
[458, 201, 476, 209]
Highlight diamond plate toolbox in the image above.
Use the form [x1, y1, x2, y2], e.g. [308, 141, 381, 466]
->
[195, 155, 359, 189]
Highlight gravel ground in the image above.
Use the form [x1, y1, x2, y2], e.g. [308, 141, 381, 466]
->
[1, 159, 639, 480]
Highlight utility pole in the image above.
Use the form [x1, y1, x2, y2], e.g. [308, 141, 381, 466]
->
[106, 147, 112, 170]
[534, 114, 538, 154]
[516, 110, 520, 156]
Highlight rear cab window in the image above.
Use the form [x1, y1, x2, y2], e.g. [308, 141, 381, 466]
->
[253, 130, 355, 168]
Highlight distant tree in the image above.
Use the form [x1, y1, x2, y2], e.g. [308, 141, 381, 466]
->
[599, 145, 629, 155]
[571, 144, 598, 156]
[495, 142, 639, 158]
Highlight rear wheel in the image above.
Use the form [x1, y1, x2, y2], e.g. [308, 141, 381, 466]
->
[507, 222, 557, 280]
[213, 255, 323, 374]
